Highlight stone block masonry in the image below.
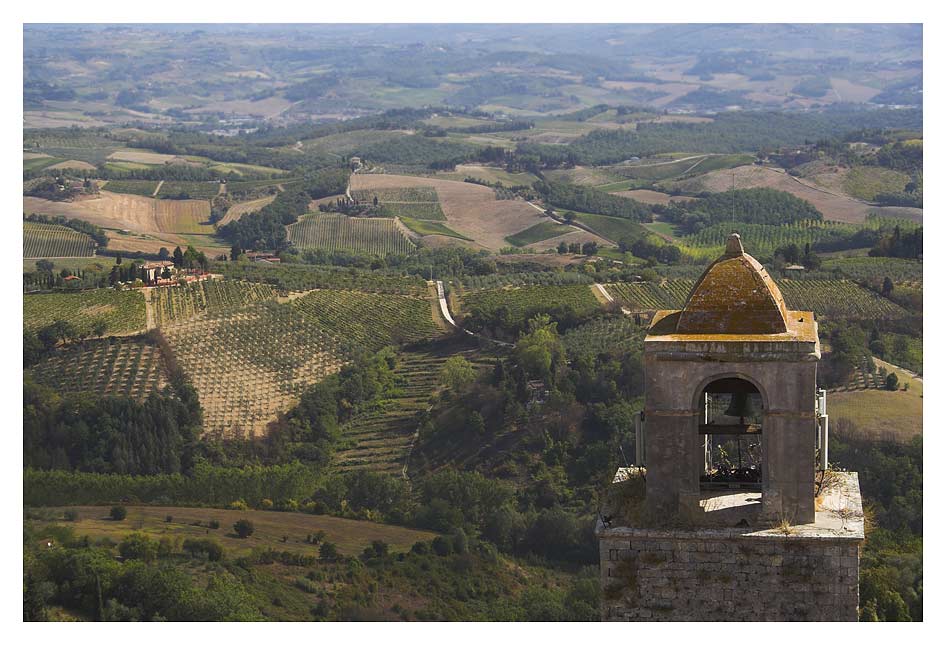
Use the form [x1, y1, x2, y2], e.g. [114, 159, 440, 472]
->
[597, 472, 863, 621]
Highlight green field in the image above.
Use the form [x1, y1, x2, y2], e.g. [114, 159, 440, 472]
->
[376, 202, 446, 220]
[573, 212, 648, 243]
[24, 155, 63, 172]
[287, 214, 415, 256]
[400, 217, 473, 240]
[24, 289, 146, 335]
[843, 166, 912, 201]
[101, 179, 159, 196]
[504, 221, 572, 247]
[158, 181, 221, 200]
[24, 222, 95, 258]
[641, 220, 681, 239]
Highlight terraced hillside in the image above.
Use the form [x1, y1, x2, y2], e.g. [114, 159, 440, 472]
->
[286, 213, 415, 256]
[23, 222, 96, 258]
[29, 336, 170, 400]
[335, 339, 494, 475]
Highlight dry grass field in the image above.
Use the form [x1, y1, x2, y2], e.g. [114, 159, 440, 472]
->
[831, 359, 922, 442]
[155, 199, 213, 234]
[47, 160, 96, 171]
[24, 191, 217, 252]
[350, 173, 554, 250]
[24, 191, 210, 233]
[219, 195, 278, 226]
[665, 165, 922, 224]
[40, 505, 438, 557]
[107, 149, 180, 164]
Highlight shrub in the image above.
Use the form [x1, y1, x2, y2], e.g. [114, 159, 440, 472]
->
[209, 519, 220, 530]
[233, 519, 255, 539]
[885, 373, 900, 391]
[260, 498, 274, 510]
[157, 537, 174, 558]
[431, 536, 453, 557]
[230, 499, 249, 511]
[110, 506, 127, 521]
[451, 527, 470, 555]
[411, 541, 430, 555]
[319, 541, 339, 560]
[63, 509, 79, 522]
[119, 533, 158, 562]
[183, 538, 224, 561]
[165, 515, 173, 523]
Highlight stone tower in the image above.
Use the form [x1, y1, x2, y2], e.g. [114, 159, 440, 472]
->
[597, 234, 864, 621]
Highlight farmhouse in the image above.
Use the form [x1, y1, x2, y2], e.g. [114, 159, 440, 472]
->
[141, 260, 176, 285]
[246, 252, 281, 264]
[598, 233, 863, 621]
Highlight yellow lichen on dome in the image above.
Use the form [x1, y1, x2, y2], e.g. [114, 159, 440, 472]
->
[676, 233, 789, 335]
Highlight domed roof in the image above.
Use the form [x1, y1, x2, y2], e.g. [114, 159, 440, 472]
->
[676, 234, 789, 335]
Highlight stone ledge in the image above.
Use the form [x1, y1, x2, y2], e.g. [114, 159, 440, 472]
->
[598, 472, 864, 542]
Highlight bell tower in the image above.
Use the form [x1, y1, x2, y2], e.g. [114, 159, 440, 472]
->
[597, 234, 864, 621]
[644, 232, 819, 524]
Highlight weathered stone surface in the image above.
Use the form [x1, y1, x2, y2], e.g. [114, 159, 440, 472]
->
[598, 473, 863, 621]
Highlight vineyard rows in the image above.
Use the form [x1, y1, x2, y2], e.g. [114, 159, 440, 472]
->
[151, 280, 276, 327]
[606, 279, 909, 321]
[164, 303, 346, 439]
[350, 186, 445, 220]
[777, 280, 909, 321]
[460, 271, 594, 291]
[286, 214, 415, 256]
[680, 220, 860, 258]
[820, 257, 923, 285]
[102, 180, 159, 196]
[29, 337, 169, 400]
[293, 290, 437, 352]
[24, 222, 95, 258]
[605, 280, 694, 311]
[562, 316, 645, 357]
[214, 262, 428, 296]
[163, 289, 437, 438]
[351, 187, 437, 202]
[462, 285, 601, 323]
[24, 288, 146, 334]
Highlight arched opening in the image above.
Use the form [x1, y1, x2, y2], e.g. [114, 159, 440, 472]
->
[699, 377, 764, 491]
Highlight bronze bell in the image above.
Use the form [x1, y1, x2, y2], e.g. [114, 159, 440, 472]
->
[724, 392, 754, 423]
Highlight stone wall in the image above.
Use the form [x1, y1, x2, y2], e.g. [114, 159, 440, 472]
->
[599, 529, 860, 621]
